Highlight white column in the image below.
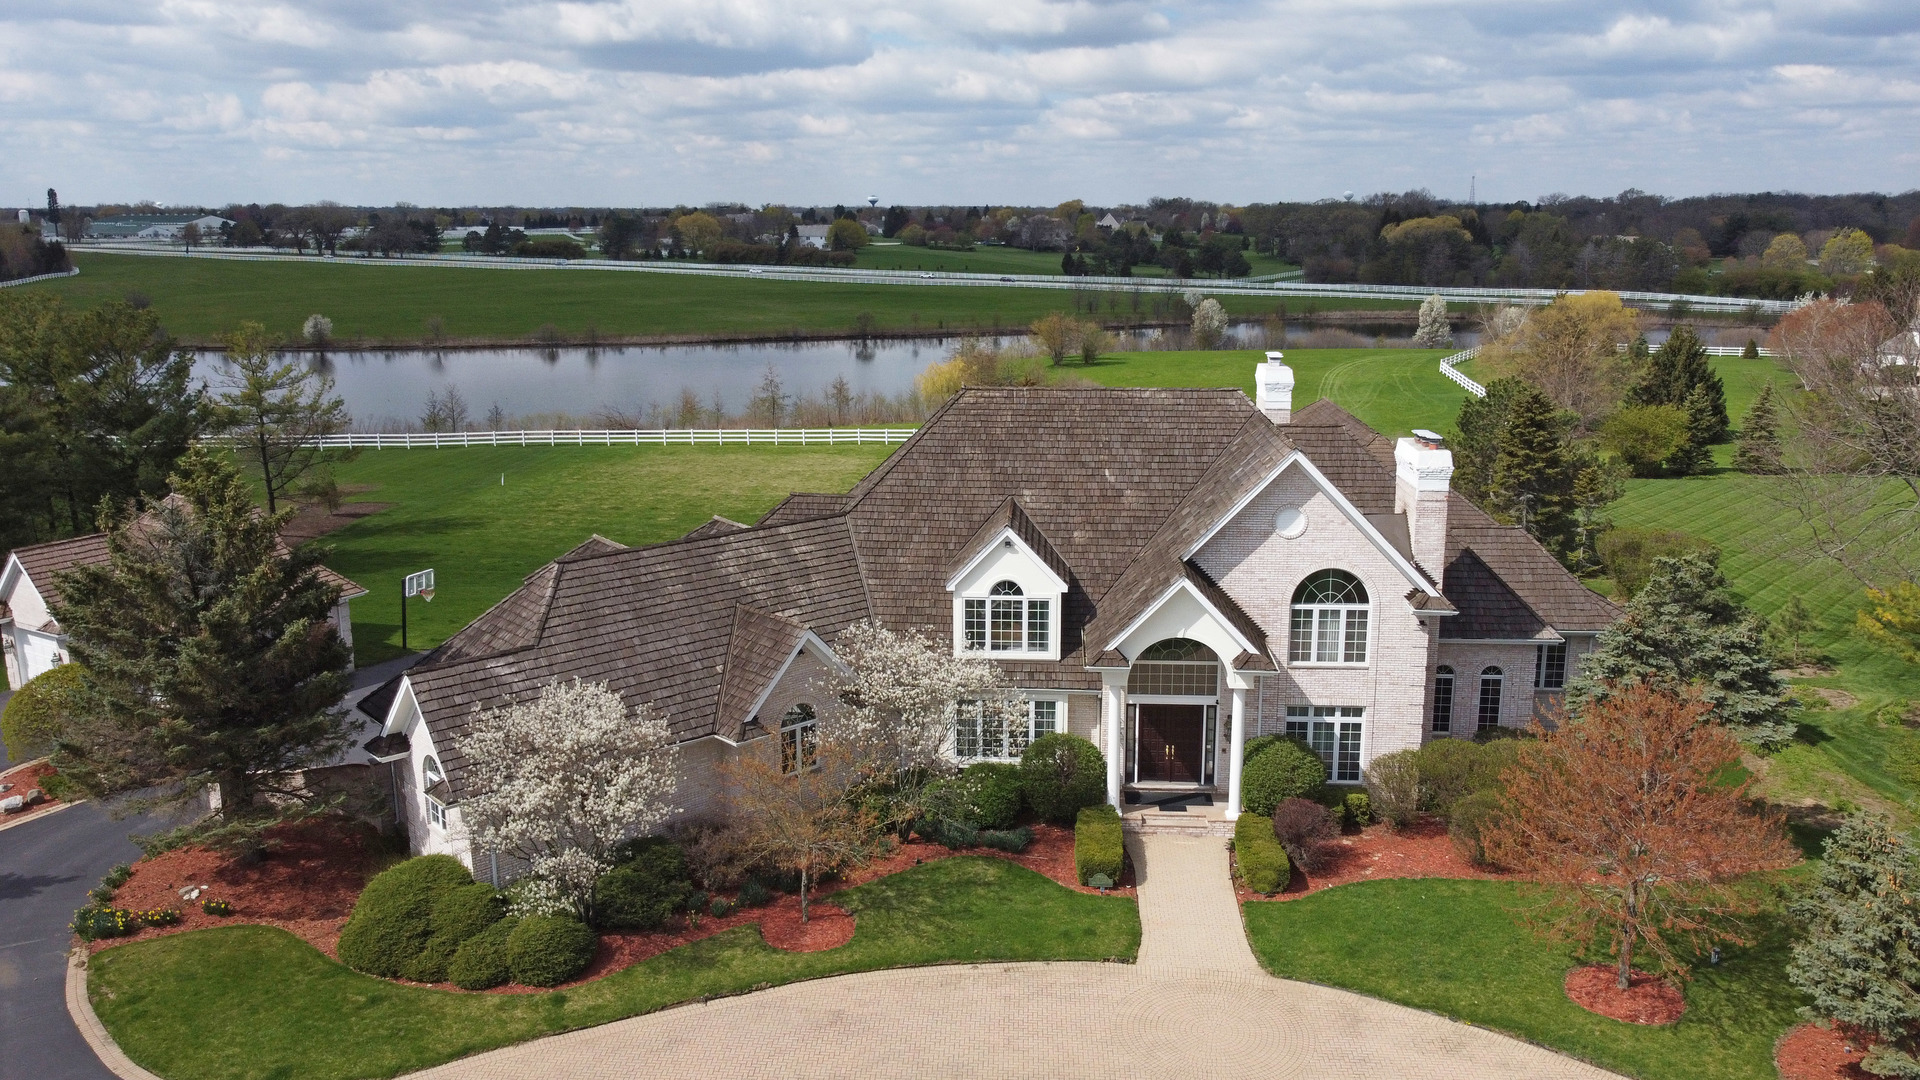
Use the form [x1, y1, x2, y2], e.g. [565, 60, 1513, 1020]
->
[1226, 685, 1248, 821]
[1102, 673, 1125, 809]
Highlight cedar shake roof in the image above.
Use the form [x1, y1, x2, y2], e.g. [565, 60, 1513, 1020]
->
[1441, 496, 1619, 637]
[8, 533, 111, 611]
[946, 496, 1073, 588]
[681, 517, 748, 541]
[377, 515, 872, 794]
[713, 605, 813, 741]
[757, 493, 847, 527]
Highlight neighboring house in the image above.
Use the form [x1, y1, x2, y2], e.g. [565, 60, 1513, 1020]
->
[86, 214, 234, 240]
[1096, 213, 1123, 231]
[2, 526, 366, 690]
[1879, 319, 1920, 367]
[794, 224, 831, 249]
[364, 356, 1620, 869]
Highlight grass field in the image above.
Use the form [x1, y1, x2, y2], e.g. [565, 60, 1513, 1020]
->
[325, 443, 894, 664]
[853, 242, 1298, 279]
[90, 858, 1140, 1080]
[34, 253, 1405, 347]
[1245, 878, 1803, 1080]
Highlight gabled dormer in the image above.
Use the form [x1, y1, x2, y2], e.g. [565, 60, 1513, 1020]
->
[944, 498, 1070, 661]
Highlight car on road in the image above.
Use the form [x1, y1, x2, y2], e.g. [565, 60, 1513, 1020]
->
[1000, 276, 1014, 282]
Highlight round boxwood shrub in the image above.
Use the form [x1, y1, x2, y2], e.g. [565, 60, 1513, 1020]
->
[448, 917, 518, 991]
[507, 914, 596, 987]
[592, 838, 692, 931]
[955, 762, 1024, 829]
[1019, 733, 1107, 824]
[337, 855, 476, 978]
[403, 881, 506, 983]
[1239, 738, 1326, 817]
[1241, 733, 1286, 765]
[2, 663, 85, 762]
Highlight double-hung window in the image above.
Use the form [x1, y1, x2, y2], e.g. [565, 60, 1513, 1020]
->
[1431, 667, 1455, 733]
[1477, 668, 1504, 732]
[781, 703, 819, 774]
[421, 756, 448, 828]
[1283, 705, 1364, 782]
[955, 699, 1060, 761]
[1535, 643, 1567, 690]
[1288, 570, 1369, 664]
[963, 580, 1051, 654]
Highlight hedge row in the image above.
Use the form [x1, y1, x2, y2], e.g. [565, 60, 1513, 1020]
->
[1234, 812, 1291, 895]
[1073, 804, 1124, 887]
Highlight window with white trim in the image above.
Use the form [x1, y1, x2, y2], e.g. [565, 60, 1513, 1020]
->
[1477, 668, 1504, 731]
[955, 698, 1061, 761]
[1284, 705, 1364, 783]
[1288, 570, 1369, 664]
[962, 580, 1051, 655]
[1431, 666, 1455, 733]
[421, 755, 447, 828]
[781, 703, 818, 774]
[1535, 643, 1567, 689]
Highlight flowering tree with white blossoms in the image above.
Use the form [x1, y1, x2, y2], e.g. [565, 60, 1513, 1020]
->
[456, 679, 678, 921]
[1414, 294, 1454, 348]
[816, 620, 1024, 836]
[1191, 297, 1228, 350]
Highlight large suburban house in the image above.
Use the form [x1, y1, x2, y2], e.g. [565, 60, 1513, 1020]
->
[2, 527, 366, 690]
[362, 358, 1619, 869]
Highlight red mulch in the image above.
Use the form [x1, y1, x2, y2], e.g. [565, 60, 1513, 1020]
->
[1777, 1022, 1876, 1080]
[1237, 818, 1504, 902]
[87, 818, 373, 958]
[1564, 965, 1686, 1024]
[760, 902, 854, 952]
[0, 761, 62, 820]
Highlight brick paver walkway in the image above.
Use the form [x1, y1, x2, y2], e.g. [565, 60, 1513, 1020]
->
[407, 835, 1616, 1079]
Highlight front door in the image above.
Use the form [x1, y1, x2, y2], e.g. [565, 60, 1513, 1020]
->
[1136, 704, 1205, 783]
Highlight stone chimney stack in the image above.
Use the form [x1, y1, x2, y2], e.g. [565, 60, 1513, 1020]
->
[1395, 429, 1453, 574]
[1256, 352, 1294, 424]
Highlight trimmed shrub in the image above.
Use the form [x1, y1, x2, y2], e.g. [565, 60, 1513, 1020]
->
[1240, 738, 1327, 817]
[1241, 733, 1285, 764]
[977, 826, 1034, 853]
[592, 839, 693, 931]
[506, 915, 596, 988]
[1271, 797, 1337, 872]
[404, 882, 505, 983]
[448, 918, 517, 991]
[955, 762, 1024, 828]
[1364, 749, 1422, 830]
[337, 855, 476, 978]
[1235, 813, 1291, 895]
[1073, 804, 1124, 886]
[736, 879, 771, 908]
[916, 816, 981, 849]
[1020, 734, 1107, 825]
[1412, 738, 1521, 819]
[1343, 791, 1372, 828]
[2, 662, 85, 762]
[1449, 789, 1508, 867]
[710, 896, 733, 918]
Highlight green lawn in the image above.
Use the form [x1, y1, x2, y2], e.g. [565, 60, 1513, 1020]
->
[35, 253, 1401, 346]
[854, 243, 1297, 279]
[1078, 347, 1466, 438]
[1245, 879, 1803, 1080]
[324, 444, 896, 664]
[90, 857, 1140, 1080]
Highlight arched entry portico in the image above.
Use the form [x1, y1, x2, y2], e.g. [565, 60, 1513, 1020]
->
[1126, 638, 1220, 788]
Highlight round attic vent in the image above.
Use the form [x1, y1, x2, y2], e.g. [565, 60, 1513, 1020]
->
[1274, 506, 1307, 539]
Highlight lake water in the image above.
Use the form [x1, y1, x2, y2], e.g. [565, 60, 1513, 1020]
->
[188, 321, 1471, 430]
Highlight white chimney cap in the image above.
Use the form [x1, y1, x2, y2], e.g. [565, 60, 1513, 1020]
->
[1264, 351, 1284, 364]
[1412, 429, 1444, 445]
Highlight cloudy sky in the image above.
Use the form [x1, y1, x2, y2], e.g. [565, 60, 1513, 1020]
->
[2, 0, 1916, 208]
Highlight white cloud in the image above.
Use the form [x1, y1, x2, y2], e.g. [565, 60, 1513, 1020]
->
[0, 0, 1914, 205]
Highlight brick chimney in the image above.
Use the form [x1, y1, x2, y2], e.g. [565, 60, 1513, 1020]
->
[1395, 429, 1453, 573]
[1256, 352, 1294, 424]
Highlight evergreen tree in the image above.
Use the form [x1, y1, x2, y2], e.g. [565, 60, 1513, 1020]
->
[1789, 814, 1920, 1080]
[1742, 338, 1761, 360]
[1629, 326, 1729, 441]
[211, 322, 354, 514]
[1490, 381, 1579, 560]
[1569, 551, 1795, 749]
[50, 447, 355, 848]
[1663, 384, 1719, 476]
[1732, 381, 1784, 474]
[1450, 376, 1526, 504]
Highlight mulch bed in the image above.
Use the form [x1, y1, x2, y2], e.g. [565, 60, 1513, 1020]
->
[1237, 818, 1504, 902]
[0, 761, 62, 822]
[1777, 1022, 1876, 1080]
[760, 903, 854, 952]
[1564, 965, 1685, 1025]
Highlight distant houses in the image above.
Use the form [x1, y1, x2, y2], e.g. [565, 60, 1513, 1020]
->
[81, 214, 234, 240]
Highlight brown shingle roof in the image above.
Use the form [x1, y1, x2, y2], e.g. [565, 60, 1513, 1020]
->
[681, 517, 748, 541]
[757, 493, 847, 527]
[713, 604, 812, 741]
[8, 533, 111, 611]
[1441, 496, 1618, 636]
[945, 496, 1073, 589]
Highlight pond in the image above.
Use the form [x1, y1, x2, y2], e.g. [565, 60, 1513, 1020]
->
[188, 321, 1464, 430]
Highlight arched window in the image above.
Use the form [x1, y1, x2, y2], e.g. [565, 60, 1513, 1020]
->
[963, 579, 1050, 653]
[781, 703, 818, 774]
[1288, 570, 1369, 664]
[1477, 667, 1504, 732]
[421, 756, 447, 828]
[1431, 666, 1455, 734]
[1128, 638, 1220, 696]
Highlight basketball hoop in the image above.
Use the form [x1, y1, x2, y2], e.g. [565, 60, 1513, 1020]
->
[401, 569, 436, 650]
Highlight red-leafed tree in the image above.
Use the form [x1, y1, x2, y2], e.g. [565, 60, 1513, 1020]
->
[1482, 684, 1796, 989]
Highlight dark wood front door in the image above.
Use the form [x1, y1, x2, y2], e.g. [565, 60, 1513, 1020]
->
[1136, 704, 1205, 783]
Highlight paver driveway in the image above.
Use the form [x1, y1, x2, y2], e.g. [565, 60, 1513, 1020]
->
[407, 834, 1617, 1079]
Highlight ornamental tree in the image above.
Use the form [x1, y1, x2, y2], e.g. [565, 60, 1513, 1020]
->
[1191, 297, 1227, 349]
[456, 679, 679, 922]
[1482, 685, 1796, 989]
[1570, 551, 1794, 748]
[722, 737, 883, 922]
[1789, 814, 1920, 1079]
[816, 620, 1023, 836]
[1413, 294, 1453, 348]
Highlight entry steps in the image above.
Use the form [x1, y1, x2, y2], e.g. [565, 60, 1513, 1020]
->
[1121, 803, 1236, 838]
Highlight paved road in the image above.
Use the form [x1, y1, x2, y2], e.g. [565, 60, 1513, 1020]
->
[408, 835, 1616, 1080]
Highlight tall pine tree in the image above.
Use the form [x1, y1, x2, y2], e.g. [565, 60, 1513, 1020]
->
[1663, 384, 1720, 476]
[1490, 381, 1579, 561]
[50, 446, 354, 848]
[1450, 376, 1526, 504]
[1629, 325, 1729, 441]
[1732, 381, 1784, 474]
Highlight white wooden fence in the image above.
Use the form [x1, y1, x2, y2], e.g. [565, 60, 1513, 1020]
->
[1438, 348, 1485, 397]
[0, 267, 80, 289]
[312, 427, 917, 449]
